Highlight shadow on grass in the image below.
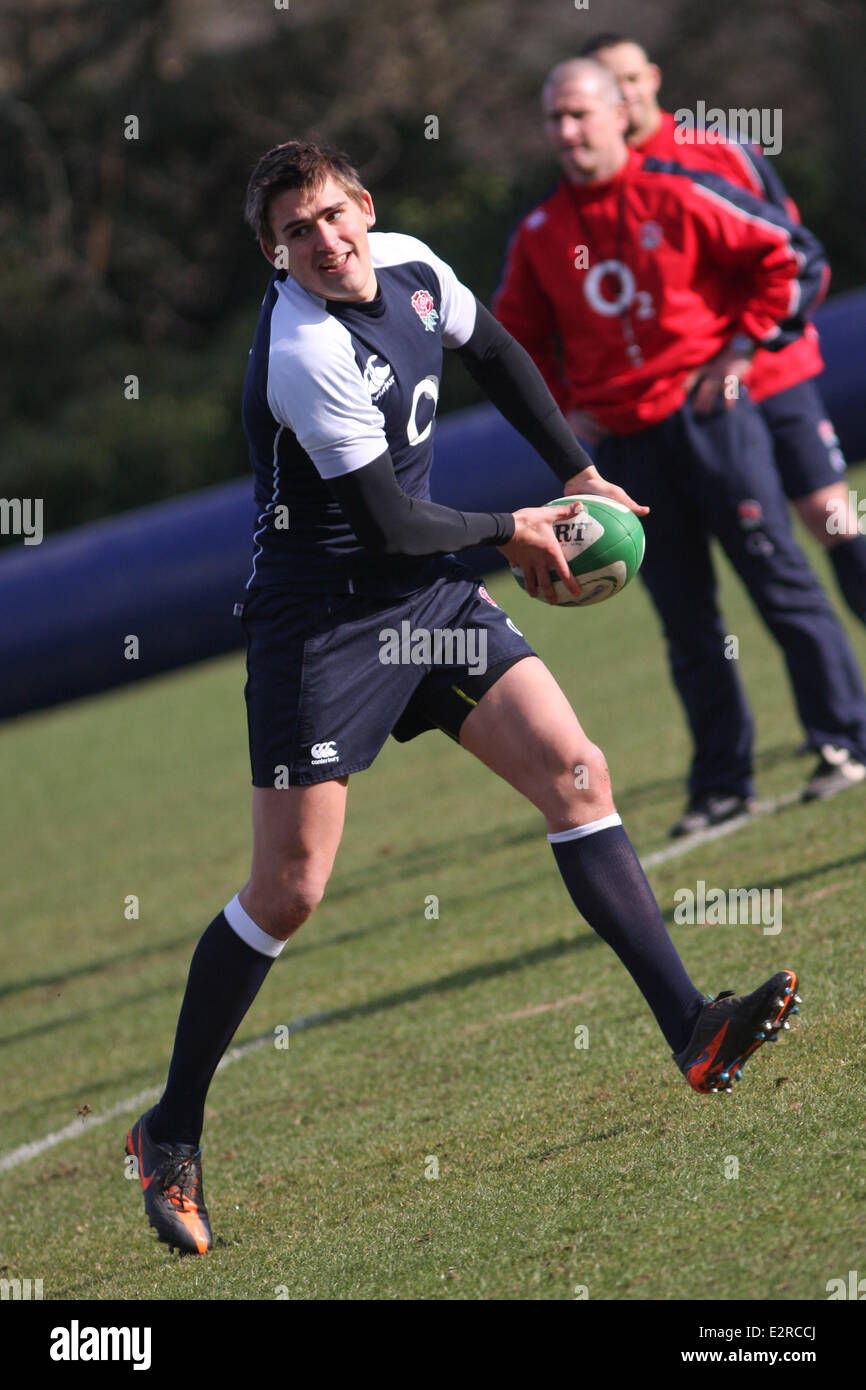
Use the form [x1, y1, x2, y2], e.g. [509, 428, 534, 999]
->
[0, 1067, 161, 1125]
[0, 740, 820, 1007]
[0, 935, 201, 1004]
[0, 857, 558, 1004]
[227, 929, 603, 1059]
[0, 980, 183, 1050]
[656, 844, 866, 926]
[614, 740, 803, 817]
[0, 881, 600, 1048]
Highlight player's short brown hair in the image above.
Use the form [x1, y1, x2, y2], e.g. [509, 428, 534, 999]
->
[244, 141, 366, 245]
[579, 33, 650, 60]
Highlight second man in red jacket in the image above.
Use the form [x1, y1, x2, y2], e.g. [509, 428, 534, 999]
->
[494, 58, 866, 834]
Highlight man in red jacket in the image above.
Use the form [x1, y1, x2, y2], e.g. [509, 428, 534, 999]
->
[493, 58, 866, 834]
[581, 34, 866, 638]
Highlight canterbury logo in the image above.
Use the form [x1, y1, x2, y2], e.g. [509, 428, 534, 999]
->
[311, 740, 339, 763]
[362, 354, 395, 401]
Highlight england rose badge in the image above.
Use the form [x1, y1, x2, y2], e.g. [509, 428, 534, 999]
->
[411, 289, 439, 332]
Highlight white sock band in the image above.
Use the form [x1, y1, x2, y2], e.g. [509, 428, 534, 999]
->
[547, 812, 622, 844]
[224, 893, 287, 958]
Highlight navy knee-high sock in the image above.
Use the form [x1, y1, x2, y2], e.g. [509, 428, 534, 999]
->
[549, 813, 703, 1053]
[150, 897, 285, 1147]
[829, 535, 866, 627]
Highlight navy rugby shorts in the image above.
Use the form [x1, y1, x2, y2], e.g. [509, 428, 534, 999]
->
[758, 378, 847, 501]
[238, 560, 536, 786]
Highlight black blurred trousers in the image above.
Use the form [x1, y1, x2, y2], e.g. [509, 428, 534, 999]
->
[597, 393, 866, 798]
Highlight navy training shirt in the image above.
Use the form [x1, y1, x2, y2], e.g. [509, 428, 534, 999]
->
[241, 232, 478, 593]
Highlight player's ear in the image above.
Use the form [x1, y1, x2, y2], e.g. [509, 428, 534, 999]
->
[360, 189, 376, 228]
[648, 63, 662, 97]
[259, 237, 277, 267]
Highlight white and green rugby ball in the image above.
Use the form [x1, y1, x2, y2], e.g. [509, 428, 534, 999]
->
[511, 495, 645, 606]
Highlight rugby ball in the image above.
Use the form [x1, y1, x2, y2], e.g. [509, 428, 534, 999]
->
[511, 495, 645, 606]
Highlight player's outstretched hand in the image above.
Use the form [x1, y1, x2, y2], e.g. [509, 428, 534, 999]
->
[500, 501, 584, 605]
[560, 463, 650, 518]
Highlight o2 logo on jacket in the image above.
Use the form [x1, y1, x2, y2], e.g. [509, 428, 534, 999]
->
[583, 259, 655, 321]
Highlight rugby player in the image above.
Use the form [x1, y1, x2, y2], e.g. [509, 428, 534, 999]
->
[580, 34, 866, 638]
[126, 141, 800, 1255]
[493, 59, 866, 836]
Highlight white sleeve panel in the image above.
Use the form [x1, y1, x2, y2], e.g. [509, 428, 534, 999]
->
[370, 233, 478, 348]
[266, 302, 388, 480]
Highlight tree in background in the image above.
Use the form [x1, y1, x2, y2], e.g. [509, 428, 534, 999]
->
[0, 0, 860, 540]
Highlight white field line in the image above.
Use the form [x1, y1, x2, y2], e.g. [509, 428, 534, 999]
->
[0, 1010, 335, 1174]
[641, 792, 798, 868]
[0, 793, 796, 1175]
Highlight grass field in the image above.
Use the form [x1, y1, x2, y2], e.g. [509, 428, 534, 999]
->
[2, 466, 866, 1302]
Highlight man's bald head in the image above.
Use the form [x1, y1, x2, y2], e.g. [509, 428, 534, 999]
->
[543, 58, 624, 109]
[542, 58, 629, 185]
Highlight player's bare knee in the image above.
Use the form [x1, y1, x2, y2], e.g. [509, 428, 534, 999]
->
[571, 742, 611, 800]
[277, 877, 327, 936]
[546, 742, 613, 823]
[243, 875, 327, 941]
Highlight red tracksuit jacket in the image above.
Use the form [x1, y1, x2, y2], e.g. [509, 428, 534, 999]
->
[493, 148, 828, 434]
[634, 110, 824, 401]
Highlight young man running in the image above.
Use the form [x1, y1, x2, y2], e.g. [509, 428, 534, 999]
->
[126, 141, 800, 1255]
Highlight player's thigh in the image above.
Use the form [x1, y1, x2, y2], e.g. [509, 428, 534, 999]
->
[241, 777, 349, 932]
[458, 655, 614, 826]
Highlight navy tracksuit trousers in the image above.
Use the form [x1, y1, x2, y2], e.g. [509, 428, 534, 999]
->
[597, 393, 866, 799]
